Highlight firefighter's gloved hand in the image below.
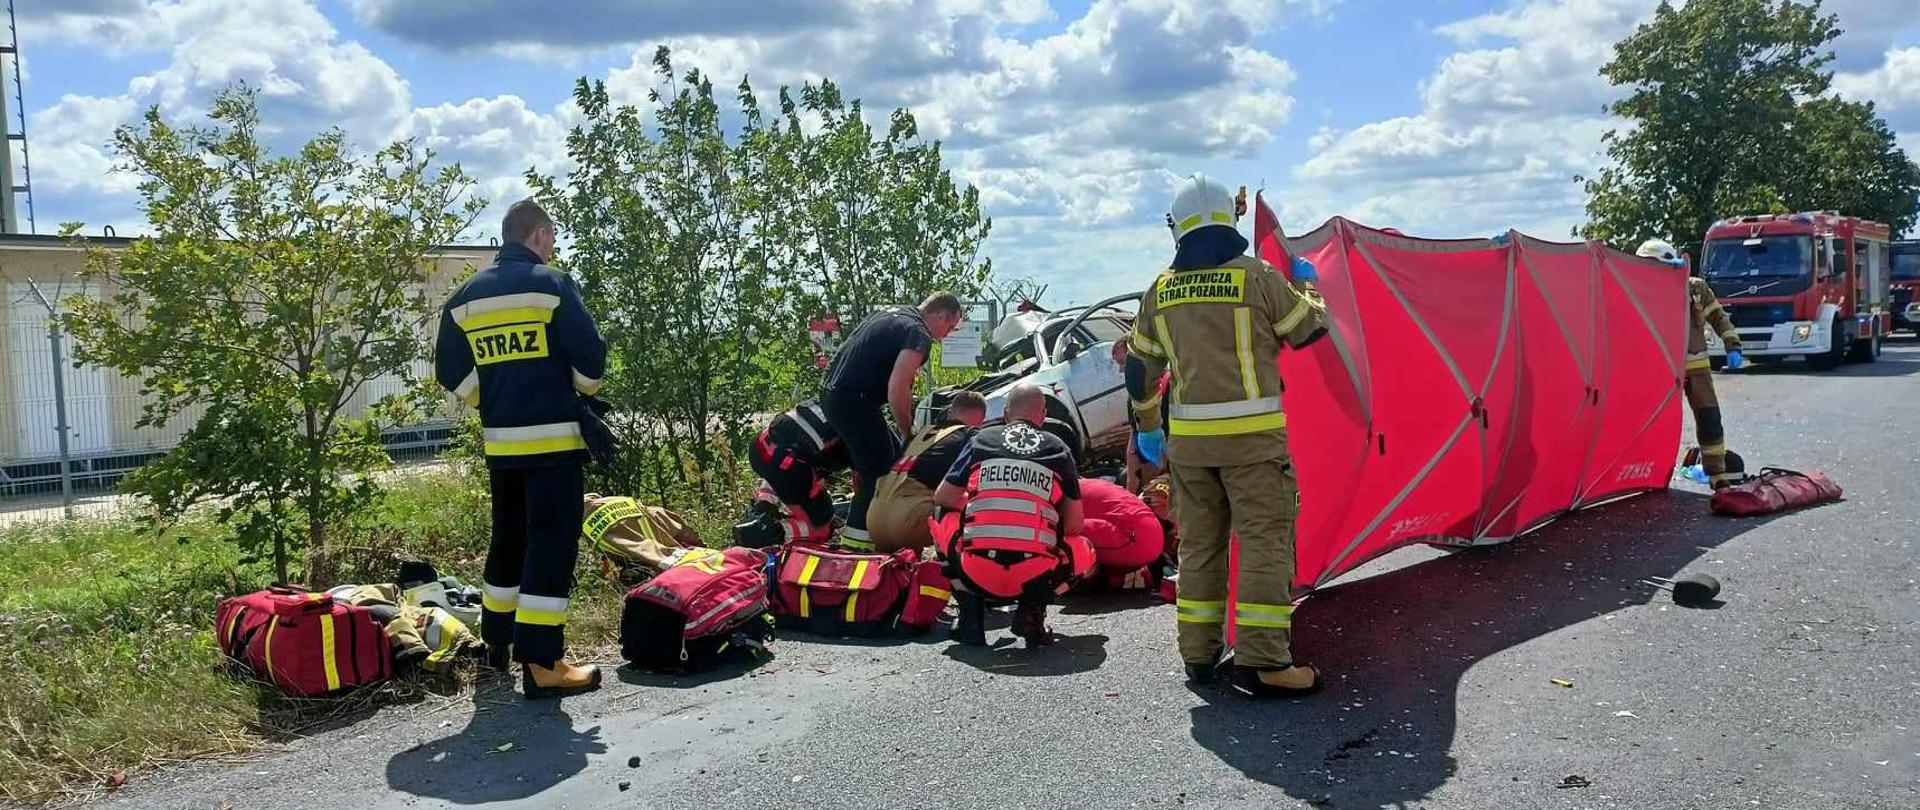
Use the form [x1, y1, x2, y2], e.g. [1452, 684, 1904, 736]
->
[1135, 428, 1166, 468]
[1725, 350, 1745, 371]
[1290, 256, 1318, 283]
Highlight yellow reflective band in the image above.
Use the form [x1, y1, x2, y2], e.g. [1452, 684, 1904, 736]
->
[1177, 211, 1235, 232]
[1235, 307, 1258, 400]
[1169, 411, 1287, 437]
[1235, 602, 1294, 629]
[1130, 330, 1165, 359]
[1686, 357, 1712, 371]
[919, 585, 952, 602]
[1701, 441, 1726, 454]
[456, 305, 555, 332]
[845, 560, 872, 623]
[1702, 302, 1724, 316]
[319, 613, 342, 692]
[1273, 299, 1311, 336]
[263, 617, 281, 682]
[1156, 314, 1185, 403]
[796, 554, 821, 618]
[838, 535, 876, 552]
[1720, 329, 1739, 340]
[485, 435, 587, 456]
[1131, 393, 1163, 413]
[1156, 268, 1246, 309]
[482, 593, 516, 613]
[516, 608, 567, 627]
[467, 322, 550, 366]
[1176, 598, 1225, 624]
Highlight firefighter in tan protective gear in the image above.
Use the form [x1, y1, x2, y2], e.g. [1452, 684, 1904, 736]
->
[1128, 175, 1328, 698]
[1637, 239, 1744, 489]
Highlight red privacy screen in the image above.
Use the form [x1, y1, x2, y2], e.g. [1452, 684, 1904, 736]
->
[1254, 196, 1689, 591]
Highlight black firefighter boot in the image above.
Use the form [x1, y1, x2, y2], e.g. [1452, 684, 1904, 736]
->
[951, 592, 987, 646]
[1013, 597, 1053, 648]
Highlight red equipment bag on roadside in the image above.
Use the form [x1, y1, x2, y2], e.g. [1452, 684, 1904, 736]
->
[772, 544, 912, 636]
[1710, 468, 1842, 516]
[897, 558, 953, 634]
[621, 547, 772, 672]
[216, 586, 392, 697]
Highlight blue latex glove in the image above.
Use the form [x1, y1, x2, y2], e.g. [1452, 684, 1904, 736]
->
[1134, 428, 1166, 468]
[1290, 256, 1318, 283]
[1724, 349, 1744, 371]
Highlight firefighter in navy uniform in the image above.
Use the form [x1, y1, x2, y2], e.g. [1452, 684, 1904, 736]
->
[1128, 175, 1329, 698]
[933, 384, 1091, 647]
[1638, 238, 1746, 489]
[435, 200, 607, 699]
[741, 400, 852, 547]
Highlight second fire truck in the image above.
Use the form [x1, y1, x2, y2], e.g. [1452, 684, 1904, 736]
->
[1699, 212, 1893, 369]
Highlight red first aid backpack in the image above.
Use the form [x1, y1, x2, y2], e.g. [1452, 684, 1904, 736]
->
[772, 544, 951, 636]
[621, 547, 773, 672]
[1710, 468, 1842, 516]
[216, 586, 392, 696]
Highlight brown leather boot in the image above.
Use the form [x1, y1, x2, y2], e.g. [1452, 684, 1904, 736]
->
[1236, 664, 1322, 699]
[521, 660, 602, 700]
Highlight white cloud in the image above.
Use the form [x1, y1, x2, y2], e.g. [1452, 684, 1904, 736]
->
[1836, 48, 1920, 130]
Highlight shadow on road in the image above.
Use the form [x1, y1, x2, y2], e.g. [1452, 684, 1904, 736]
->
[942, 632, 1110, 676]
[1188, 489, 1775, 809]
[614, 655, 773, 689]
[385, 688, 606, 804]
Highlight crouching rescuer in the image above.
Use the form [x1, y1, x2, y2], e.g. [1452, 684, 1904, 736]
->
[740, 400, 851, 547]
[1638, 238, 1744, 489]
[867, 391, 987, 553]
[435, 199, 608, 699]
[1129, 175, 1328, 698]
[932, 384, 1094, 647]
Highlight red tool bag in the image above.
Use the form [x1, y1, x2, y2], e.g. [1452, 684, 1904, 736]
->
[1710, 468, 1842, 516]
[897, 557, 953, 634]
[621, 547, 772, 672]
[772, 544, 913, 636]
[216, 586, 392, 697]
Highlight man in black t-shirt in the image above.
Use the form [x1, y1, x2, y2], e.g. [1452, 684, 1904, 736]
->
[867, 391, 987, 553]
[822, 292, 965, 550]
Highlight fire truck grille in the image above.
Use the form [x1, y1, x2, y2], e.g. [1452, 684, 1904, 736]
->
[1728, 303, 1792, 329]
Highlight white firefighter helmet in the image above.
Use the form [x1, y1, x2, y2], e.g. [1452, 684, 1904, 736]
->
[1635, 238, 1684, 266]
[1169, 174, 1238, 240]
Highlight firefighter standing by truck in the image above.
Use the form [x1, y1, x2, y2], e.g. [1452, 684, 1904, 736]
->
[1128, 175, 1328, 698]
[435, 200, 608, 700]
[1638, 239, 1746, 489]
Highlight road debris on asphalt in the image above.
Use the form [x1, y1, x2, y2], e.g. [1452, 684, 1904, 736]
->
[1551, 678, 1574, 688]
[1556, 775, 1593, 789]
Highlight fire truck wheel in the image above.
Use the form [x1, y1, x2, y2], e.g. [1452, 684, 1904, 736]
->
[1847, 329, 1881, 363]
[1810, 316, 1850, 371]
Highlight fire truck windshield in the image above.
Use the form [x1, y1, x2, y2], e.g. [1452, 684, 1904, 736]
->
[1893, 244, 1920, 280]
[1701, 235, 1816, 297]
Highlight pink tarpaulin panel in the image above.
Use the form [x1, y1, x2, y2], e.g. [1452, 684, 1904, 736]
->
[1254, 199, 1687, 591]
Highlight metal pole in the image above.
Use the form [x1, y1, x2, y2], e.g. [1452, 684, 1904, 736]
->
[25, 278, 72, 517]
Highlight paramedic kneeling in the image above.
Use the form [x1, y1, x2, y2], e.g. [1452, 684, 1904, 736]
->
[933, 383, 1091, 648]
[867, 391, 988, 553]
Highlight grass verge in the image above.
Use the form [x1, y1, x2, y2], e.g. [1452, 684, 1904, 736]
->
[0, 464, 746, 805]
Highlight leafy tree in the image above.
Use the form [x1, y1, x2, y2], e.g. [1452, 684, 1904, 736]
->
[1577, 0, 1920, 250]
[532, 47, 993, 505]
[62, 85, 484, 581]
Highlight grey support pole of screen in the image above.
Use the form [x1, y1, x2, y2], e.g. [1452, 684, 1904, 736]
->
[25, 278, 73, 518]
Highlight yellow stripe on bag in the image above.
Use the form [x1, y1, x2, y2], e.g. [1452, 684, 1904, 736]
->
[919, 585, 952, 602]
[797, 554, 821, 618]
[319, 613, 342, 692]
[263, 617, 281, 683]
[845, 560, 872, 623]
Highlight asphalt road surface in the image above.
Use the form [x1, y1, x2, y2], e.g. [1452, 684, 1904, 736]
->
[113, 343, 1920, 810]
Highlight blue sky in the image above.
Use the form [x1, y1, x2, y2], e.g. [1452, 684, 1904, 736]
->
[20, 0, 1920, 307]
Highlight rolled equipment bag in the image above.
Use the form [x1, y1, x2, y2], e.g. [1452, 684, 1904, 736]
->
[216, 585, 392, 696]
[771, 544, 912, 636]
[621, 546, 772, 672]
[1709, 467, 1841, 517]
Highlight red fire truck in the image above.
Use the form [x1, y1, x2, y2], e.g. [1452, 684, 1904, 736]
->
[1699, 212, 1893, 369]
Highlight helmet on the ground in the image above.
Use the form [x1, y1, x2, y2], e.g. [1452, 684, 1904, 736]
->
[1635, 238, 1685, 266]
[1169, 174, 1238, 240]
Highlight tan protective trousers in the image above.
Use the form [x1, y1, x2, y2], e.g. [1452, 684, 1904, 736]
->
[1169, 457, 1298, 669]
[1684, 367, 1732, 487]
